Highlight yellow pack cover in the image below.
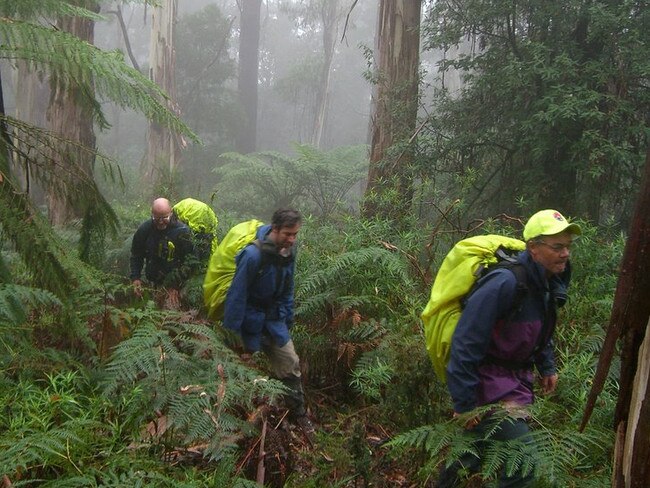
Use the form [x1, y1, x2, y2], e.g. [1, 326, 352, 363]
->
[173, 198, 219, 254]
[203, 219, 264, 320]
[421, 234, 525, 382]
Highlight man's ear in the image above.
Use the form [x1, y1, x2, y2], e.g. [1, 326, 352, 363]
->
[527, 240, 540, 260]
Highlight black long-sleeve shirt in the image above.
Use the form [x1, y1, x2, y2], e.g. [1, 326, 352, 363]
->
[129, 219, 195, 288]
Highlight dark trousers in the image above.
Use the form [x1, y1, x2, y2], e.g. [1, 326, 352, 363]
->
[436, 415, 535, 488]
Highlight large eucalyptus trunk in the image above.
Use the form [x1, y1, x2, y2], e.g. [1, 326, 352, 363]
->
[142, 0, 181, 184]
[236, 0, 262, 154]
[310, 0, 338, 148]
[363, 0, 421, 220]
[46, 2, 98, 225]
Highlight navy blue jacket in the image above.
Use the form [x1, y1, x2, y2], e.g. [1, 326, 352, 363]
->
[223, 224, 296, 352]
[447, 250, 569, 413]
[129, 218, 194, 288]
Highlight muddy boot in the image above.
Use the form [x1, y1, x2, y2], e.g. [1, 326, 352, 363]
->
[280, 376, 315, 443]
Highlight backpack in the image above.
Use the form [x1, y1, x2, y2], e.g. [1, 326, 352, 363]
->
[421, 235, 527, 382]
[203, 219, 264, 320]
[173, 198, 219, 257]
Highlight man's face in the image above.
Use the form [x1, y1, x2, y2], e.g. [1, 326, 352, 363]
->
[272, 224, 301, 249]
[529, 230, 574, 277]
[151, 209, 172, 230]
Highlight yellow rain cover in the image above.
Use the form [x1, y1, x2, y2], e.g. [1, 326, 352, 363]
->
[421, 235, 525, 382]
[203, 219, 264, 320]
[173, 198, 219, 254]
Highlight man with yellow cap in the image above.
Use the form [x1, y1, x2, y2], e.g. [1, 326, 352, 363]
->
[437, 210, 581, 488]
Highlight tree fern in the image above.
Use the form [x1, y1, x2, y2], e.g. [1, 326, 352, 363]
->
[214, 144, 366, 217]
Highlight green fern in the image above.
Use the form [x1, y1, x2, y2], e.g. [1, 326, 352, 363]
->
[213, 144, 366, 217]
[102, 312, 287, 460]
[349, 353, 393, 400]
[296, 246, 413, 318]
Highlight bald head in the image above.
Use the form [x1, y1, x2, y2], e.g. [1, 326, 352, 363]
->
[152, 198, 172, 214]
[151, 198, 173, 229]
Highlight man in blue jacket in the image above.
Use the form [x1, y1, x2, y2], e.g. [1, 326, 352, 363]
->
[437, 209, 581, 487]
[223, 208, 313, 436]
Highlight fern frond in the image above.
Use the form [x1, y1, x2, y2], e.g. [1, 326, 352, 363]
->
[341, 319, 387, 344]
[102, 315, 287, 460]
[388, 423, 458, 455]
[296, 246, 412, 313]
[349, 353, 393, 400]
[0, 18, 199, 142]
[0, 0, 106, 20]
[0, 419, 95, 474]
[0, 283, 61, 326]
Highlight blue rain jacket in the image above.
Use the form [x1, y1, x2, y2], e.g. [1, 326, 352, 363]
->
[223, 224, 296, 351]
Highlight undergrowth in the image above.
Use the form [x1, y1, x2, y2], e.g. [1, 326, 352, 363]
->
[0, 211, 622, 486]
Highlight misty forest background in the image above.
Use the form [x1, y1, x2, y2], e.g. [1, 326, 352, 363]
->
[0, 0, 648, 486]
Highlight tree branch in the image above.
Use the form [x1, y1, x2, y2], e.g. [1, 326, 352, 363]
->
[106, 6, 141, 72]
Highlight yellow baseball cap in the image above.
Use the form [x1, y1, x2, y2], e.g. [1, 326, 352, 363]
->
[523, 209, 582, 241]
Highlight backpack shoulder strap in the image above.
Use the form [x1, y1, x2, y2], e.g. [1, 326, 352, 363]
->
[503, 262, 528, 318]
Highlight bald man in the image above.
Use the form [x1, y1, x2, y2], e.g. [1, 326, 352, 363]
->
[130, 198, 195, 307]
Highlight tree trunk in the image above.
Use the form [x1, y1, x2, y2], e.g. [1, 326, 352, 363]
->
[580, 147, 650, 486]
[363, 0, 421, 220]
[13, 60, 49, 203]
[46, 1, 98, 225]
[614, 316, 650, 487]
[142, 0, 181, 185]
[310, 0, 338, 148]
[236, 0, 262, 154]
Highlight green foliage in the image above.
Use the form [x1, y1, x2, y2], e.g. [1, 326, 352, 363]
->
[0, 283, 61, 327]
[175, 4, 238, 147]
[213, 144, 367, 218]
[349, 353, 393, 400]
[0, 0, 105, 20]
[419, 0, 649, 222]
[0, 172, 627, 486]
[0, 18, 198, 139]
[0, 370, 252, 486]
[102, 307, 287, 460]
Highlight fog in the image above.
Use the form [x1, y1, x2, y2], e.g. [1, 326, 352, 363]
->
[89, 1, 380, 183]
[1, 1, 460, 210]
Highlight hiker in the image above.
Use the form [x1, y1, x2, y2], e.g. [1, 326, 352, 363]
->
[223, 208, 314, 436]
[437, 209, 581, 488]
[130, 197, 195, 309]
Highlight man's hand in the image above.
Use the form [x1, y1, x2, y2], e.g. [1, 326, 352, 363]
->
[132, 279, 143, 298]
[539, 373, 558, 395]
